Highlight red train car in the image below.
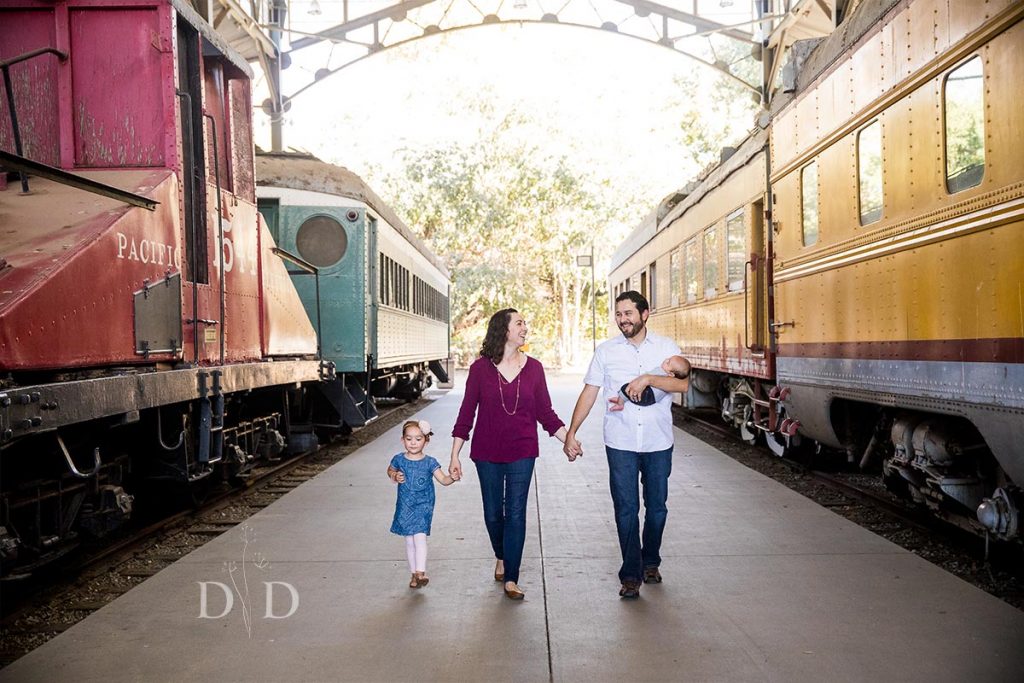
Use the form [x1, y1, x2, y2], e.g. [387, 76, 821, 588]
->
[0, 0, 323, 575]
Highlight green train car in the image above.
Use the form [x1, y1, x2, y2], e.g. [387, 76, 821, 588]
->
[256, 152, 452, 429]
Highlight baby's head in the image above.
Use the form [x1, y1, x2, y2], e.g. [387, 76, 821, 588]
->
[402, 420, 432, 452]
[661, 355, 691, 378]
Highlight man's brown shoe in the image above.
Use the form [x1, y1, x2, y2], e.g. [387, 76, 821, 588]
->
[643, 567, 663, 584]
[619, 581, 641, 599]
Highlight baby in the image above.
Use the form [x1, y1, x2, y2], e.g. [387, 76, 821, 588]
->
[609, 355, 691, 411]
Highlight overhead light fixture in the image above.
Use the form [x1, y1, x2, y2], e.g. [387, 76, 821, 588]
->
[720, 0, 734, 7]
[309, 0, 322, 15]
[513, 0, 527, 8]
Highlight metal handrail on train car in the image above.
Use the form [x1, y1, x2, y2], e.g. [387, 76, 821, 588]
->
[1, 47, 67, 193]
[203, 113, 226, 366]
[743, 254, 755, 352]
[176, 90, 201, 363]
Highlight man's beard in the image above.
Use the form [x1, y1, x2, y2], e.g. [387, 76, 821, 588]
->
[618, 320, 645, 339]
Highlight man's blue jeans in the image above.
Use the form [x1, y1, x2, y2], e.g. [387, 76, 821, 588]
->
[474, 457, 535, 584]
[606, 446, 673, 584]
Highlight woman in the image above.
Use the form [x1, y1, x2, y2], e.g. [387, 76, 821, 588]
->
[450, 308, 569, 600]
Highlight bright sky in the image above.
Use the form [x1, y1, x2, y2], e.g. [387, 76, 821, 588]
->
[252, 0, 760, 214]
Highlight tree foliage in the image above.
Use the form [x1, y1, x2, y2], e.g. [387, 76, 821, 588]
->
[375, 73, 756, 368]
[380, 108, 627, 367]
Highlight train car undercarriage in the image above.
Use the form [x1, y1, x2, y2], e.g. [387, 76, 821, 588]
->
[0, 360, 326, 578]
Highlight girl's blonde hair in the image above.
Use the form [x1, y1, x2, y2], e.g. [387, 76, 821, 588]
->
[402, 420, 432, 441]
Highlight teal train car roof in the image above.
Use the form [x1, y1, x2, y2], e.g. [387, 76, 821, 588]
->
[255, 151, 449, 278]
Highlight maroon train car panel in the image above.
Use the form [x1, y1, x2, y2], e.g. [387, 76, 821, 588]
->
[0, 170, 183, 370]
[69, 8, 167, 168]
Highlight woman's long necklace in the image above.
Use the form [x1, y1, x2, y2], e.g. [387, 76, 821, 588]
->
[496, 358, 522, 416]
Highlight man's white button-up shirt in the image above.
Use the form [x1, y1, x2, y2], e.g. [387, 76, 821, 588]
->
[583, 331, 682, 453]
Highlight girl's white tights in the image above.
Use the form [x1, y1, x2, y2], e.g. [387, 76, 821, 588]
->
[405, 533, 427, 573]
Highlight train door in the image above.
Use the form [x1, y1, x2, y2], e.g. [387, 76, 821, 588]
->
[749, 198, 768, 354]
[175, 18, 213, 363]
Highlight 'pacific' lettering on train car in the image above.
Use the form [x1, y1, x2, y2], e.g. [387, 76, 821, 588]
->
[116, 232, 181, 267]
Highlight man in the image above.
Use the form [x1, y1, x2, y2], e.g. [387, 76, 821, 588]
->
[564, 291, 689, 599]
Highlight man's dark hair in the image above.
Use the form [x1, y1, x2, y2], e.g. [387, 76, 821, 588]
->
[480, 308, 518, 364]
[615, 290, 649, 315]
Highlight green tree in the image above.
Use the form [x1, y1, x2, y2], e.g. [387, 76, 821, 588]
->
[382, 109, 623, 367]
[371, 65, 757, 368]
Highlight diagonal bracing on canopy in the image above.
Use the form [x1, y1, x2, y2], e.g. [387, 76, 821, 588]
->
[277, 0, 768, 102]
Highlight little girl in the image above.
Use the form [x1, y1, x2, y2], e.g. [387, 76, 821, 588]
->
[387, 420, 455, 588]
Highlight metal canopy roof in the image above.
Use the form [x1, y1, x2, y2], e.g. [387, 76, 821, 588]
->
[282, 0, 765, 99]
[197, 0, 846, 150]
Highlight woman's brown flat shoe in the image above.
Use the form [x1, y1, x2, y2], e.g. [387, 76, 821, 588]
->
[416, 572, 429, 587]
[409, 574, 421, 589]
[503, 584, 524, 600]
[494, 571, 504, 582]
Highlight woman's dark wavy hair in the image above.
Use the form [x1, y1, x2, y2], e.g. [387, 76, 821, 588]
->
[480, 308, 518, 364]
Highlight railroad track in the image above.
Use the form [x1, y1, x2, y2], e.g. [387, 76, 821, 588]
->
[673, 408, 1008, 556]
[0, 397, 430, 666]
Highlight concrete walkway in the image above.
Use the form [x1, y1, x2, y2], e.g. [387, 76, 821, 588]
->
[2, 373, 1022, 682]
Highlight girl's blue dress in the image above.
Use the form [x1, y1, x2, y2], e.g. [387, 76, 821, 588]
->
[390, 454, 441, 536]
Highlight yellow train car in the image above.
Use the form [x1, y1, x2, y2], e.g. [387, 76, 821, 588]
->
[771, 0, 1024, 538]
[612, 0, 1024, 540]
[609, 129, 773, 442]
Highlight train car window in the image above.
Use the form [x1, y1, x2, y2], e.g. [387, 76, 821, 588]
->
[640, 270, 648, 301]
[857, 120, 883, 225]
[296, 215, 348, 268]
[944, 56, 985, 194]
[684, 238, 699, 303]
[388, 259, 395, 307]
[801, 160, 819, 246]
[648, 262, 657, 309]
[379, 253, 386, 305]
[402, 267, 409, 310]
[670, 249, 681, 307]
[703, 227, 719, 299]
[726, 210, 745, 292]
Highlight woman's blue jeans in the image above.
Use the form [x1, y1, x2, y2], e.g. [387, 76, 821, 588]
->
[474, 458, 535, 584]
[605, 446, 673, 584]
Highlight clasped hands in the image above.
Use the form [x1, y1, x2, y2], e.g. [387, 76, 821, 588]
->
[563, 434, 583, 461]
